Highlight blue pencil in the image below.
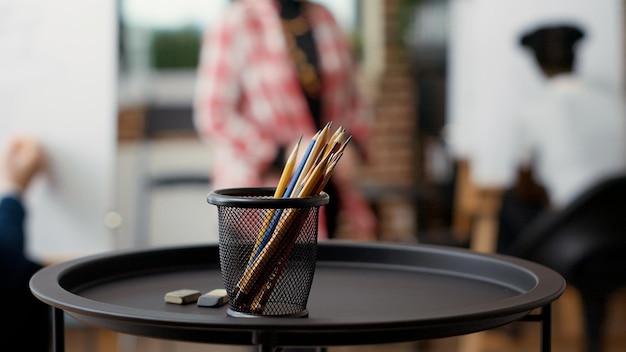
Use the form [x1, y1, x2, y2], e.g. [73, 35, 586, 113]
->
[284, 132, 318, 197]
[248, 133, 318, 265]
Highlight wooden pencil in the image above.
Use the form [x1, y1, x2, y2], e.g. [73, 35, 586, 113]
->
[292, 123, 331, 195]
[297, 153, 330, 197]
[233, 124, 354, 311]
[275, 136, 301, 197]
[247, 137, 302, 265]
[284, 131, 318, 197]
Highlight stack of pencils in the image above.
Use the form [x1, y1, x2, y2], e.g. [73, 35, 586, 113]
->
[231, 123, 351, 313]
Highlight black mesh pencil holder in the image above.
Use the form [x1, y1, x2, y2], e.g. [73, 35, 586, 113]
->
[207, 187, 329, 318]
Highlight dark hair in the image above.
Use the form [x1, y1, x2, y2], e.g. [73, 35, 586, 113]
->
[520, 24, 585, 70]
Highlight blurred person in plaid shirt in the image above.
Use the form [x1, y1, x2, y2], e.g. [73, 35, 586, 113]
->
[194, 0, 377, 241]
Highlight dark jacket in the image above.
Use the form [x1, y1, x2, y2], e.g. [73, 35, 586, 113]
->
[0, 196, 50, 350]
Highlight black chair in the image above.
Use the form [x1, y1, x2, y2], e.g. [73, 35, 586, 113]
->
[510, 174, 626, 352]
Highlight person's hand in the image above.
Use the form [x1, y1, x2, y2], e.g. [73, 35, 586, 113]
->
[0, 136, 45, 193]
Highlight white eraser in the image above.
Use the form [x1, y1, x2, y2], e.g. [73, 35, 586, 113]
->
[197, 289, 229, 307]
[164, 289, 202, 305]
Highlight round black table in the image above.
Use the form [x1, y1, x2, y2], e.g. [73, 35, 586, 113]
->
[30, 241, 565, 352]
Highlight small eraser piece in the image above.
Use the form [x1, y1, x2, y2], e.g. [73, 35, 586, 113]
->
[197, 289, 229, 307]
[164, 289, 201, 305]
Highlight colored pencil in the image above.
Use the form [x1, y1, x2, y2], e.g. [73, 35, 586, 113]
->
[232, 123, 354, 310]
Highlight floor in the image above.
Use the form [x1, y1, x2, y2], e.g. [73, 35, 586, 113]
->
[64, 326, 626, 352]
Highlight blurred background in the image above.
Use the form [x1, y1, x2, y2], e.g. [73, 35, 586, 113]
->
[3, 0, 626, 351]
[114, 0, 626, 350]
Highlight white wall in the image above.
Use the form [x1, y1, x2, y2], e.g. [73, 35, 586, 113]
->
[0, 0, 118, 261]
[447, 0, 624, 186]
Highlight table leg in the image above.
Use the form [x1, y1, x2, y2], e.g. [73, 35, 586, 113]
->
[254, 331, 277, 352]
[52, 308, 65, 352]
[520, 305, 553, 352]
[540, 304, 552, 352]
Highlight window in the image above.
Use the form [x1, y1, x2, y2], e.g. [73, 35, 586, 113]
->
[119, 0, 358, 73]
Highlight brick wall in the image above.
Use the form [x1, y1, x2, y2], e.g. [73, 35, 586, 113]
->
[353, 0, 420, 242]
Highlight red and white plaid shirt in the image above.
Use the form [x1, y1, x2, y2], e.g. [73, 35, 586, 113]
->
[194, 0, 376, 239]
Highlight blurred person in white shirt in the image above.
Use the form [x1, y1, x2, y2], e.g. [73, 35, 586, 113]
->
[497, 23, 626, 254]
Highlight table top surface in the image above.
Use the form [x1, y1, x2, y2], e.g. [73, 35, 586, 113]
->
[30, 241, 565, 346]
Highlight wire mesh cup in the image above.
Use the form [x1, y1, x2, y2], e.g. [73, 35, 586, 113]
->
[207, 187, 329, 318]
